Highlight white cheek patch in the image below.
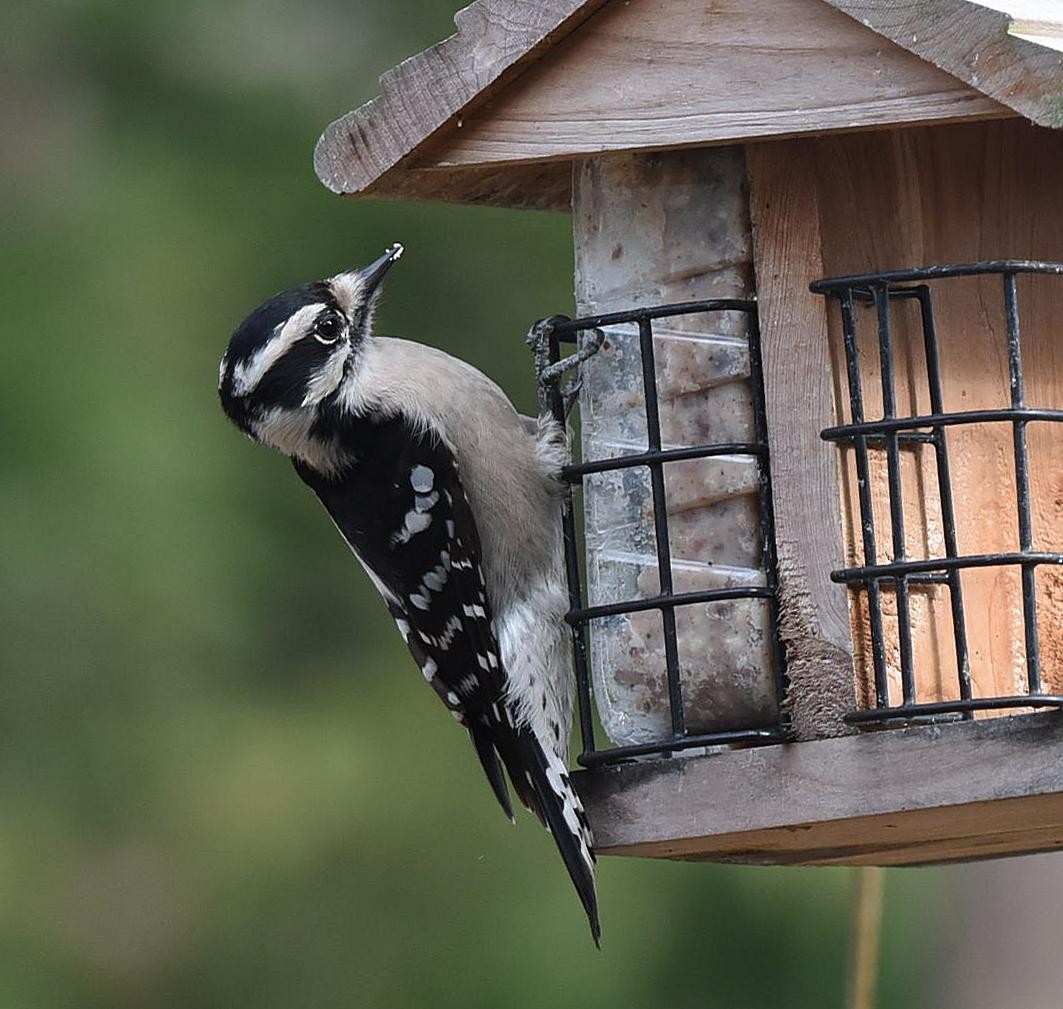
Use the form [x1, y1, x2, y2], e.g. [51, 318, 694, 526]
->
[302, 344, 350, 407]
[233, 303, 324, 396]
[251, 406, 347, 475]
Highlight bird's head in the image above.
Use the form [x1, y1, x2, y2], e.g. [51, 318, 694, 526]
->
[218, 243, 403, 470]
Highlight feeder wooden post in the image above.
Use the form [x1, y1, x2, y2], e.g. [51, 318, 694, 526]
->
[747, 140, 856, 739]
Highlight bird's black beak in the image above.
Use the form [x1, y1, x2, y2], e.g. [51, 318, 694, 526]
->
[361, 243, 404, 295]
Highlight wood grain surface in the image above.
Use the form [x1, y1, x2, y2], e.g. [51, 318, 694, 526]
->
[747, 140, 857, 739]
[574, 710, 1063, 862]
[425, 0, 1007, 169]
[823, 0, 1063, 130]
[313, 0, 608, 195]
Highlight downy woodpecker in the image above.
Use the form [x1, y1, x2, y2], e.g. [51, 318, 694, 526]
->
[217, 245, 598, 942]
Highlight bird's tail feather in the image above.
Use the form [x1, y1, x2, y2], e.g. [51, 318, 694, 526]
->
[511, 728, 600, 945]
[470, 709, 599, 943]
[469, 723, 515, 823]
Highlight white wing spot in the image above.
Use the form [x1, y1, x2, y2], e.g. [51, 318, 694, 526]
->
[415, 491, 439, 513]
[423, 566, 447, 592]
[458, 674, 479, 694]
[405, 510, 432, 536]
[301, 344, 349, 407]
[463, 604, 486, 619]
[421, 657, 438, 681]
[394, 618, 410, 642]
[409, 592, 430, 611]
[410, 465, 434, 492]
[445, 520, 455, 538]
[437, 615, 462, 650]
[477, 654, 490, 671]
[446, 691, 460, 706]
[394, 508, 432, 544]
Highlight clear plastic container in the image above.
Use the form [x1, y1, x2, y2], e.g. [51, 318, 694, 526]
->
[580, 320, 778, 746]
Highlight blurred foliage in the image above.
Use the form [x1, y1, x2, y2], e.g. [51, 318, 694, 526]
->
[1, 1, 941, 1006]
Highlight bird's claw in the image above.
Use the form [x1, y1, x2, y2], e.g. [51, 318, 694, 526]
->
[527, 318, 604, 419]
[559, 375, 583, 419]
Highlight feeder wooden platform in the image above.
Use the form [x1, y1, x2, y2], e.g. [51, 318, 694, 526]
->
[575, 712, 1063, 865]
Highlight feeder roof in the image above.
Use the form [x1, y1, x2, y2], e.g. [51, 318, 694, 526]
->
[314, 0, 1063, 209]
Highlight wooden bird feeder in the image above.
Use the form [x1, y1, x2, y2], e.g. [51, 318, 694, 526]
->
[316, 0, 1063, 865]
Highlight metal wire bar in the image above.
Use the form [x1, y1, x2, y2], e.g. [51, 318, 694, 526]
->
[544, 325, 598, 756]
[845, 694, 1063, 724]
[638, 316, 685, 738]
[823, 406, 1063, 440]
[833, 551, 1063, 582]
[874, 287, 915, 704]
[578, 725, 788, 768]
[912, 285, 972, 705]
[533, 298, 787, 767]
[839, 289, 889, 707]
[810, 260, 1063, 292]
[1004, 272, 1043, 694]
[814, 260, 1063, 726]
[567, 442, 766, 478]
[550, 299, 756, 333]
[568, 585, 776, 623]
[867, 432, 937, 445]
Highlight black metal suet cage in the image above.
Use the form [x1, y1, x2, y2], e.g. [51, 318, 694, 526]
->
[530, 300, 789, 768]
[811, 260, 1063, 726]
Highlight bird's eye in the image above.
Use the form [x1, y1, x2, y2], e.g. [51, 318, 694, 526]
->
[314, 314, 344, 345]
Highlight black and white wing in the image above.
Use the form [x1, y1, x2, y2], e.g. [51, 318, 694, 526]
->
[293, 414, 599, 942]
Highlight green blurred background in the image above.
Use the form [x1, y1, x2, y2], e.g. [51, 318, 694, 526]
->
[0, 2, 948, 1006]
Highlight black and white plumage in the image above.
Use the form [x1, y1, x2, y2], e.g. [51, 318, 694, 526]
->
[218, 245, 598, 942]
